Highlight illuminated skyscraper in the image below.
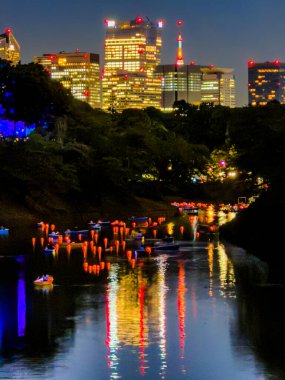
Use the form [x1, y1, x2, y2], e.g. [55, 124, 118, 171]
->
[248, 60, 285, 105]
[0, 28, 20, 65]
[34, 51, 101, 108]
[102, 17, 164, 111]
[201, 67, 236, 107]
[154, 64, 203, 110]
[155, 21, 235, 109]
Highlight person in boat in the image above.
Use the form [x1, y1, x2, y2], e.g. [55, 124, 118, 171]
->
[163, 233, 174, 243]
[135, 231, 144, 248]
[47, 242, 55, 249]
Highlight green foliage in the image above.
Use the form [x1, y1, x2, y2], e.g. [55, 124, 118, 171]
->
[1, 61, 285, 212]
[0, 61, 72, 125]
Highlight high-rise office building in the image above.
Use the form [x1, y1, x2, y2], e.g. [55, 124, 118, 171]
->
[155, 65, 236, 109]
[248, 60, 285, 105]
[0, 28, 20, 65]
[102, 17, 164, 111]
[201, 67, 236, 107]
[154, 64, 203, 109]
[34, 51, 101, 109]
[155, 24, 235, 109]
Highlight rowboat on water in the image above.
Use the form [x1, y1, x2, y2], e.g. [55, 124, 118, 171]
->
[34, 275, 54, 286]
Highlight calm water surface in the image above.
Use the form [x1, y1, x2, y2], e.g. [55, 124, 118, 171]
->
[0, 213, 284, 380]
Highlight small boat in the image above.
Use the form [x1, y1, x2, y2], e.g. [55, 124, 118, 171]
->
[0, 227, 9, 236]
[183, 206, 199, 215]
[152, 237, 180, 252]
[130, 216, 148, 223]
[48, 232, 63, 242]
[88, 221, 101, 230]
[152, 243, 180, 252]
[65, 229, 89, 237]
[44, 246, 56, 254]
[197, 223, 218, 235]
[97, 221, 111, 227]
[34, 275, 54, 286]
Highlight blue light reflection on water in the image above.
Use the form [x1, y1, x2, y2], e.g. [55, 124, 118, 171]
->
[0, 242, 273, 380]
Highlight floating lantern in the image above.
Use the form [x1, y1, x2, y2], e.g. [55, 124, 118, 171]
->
[153, 229, 157, 238]
[180, 226, 184, 235]
[145, 246, 152, 255]
[83, 262, 88, 271]
[115, 240, 119, 254]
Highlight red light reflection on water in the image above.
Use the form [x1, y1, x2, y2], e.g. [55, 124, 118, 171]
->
[177, 262, 186, 352]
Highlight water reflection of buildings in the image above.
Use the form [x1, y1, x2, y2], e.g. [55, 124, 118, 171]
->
[207, 243, 236, 299]
[105, 258, 169, 378]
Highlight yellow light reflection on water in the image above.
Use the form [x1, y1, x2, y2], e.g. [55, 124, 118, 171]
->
[208, 243, 214, 297]
[217, 244, 236, 298]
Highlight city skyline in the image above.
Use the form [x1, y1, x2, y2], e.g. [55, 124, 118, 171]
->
[2, 0, 285, 107]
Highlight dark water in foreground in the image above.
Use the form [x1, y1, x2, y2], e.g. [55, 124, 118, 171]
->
[0, 216, 284, 379]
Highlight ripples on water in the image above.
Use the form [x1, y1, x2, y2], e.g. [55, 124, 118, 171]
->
[0, 210, 284, 379]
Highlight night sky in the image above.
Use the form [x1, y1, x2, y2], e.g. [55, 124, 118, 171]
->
[1, 0, 285, 106]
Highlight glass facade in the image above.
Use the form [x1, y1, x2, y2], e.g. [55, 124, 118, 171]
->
[154, 64, 202, 110]
[248, 61, 285, 105]
[155, 65, 235, 109]
[34, 52, 101, 109]
[0, 29, 20, 66]
[102, 17, 163, 111]
[201, 68, 235, 107]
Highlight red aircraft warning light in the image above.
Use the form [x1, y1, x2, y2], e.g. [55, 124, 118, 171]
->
[177, 20, 183, 27]
[274, 59, 280, 66]
[5, 28, 11, 34]
[248, 60, 255, 67]
[136, 17, 143, 24]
